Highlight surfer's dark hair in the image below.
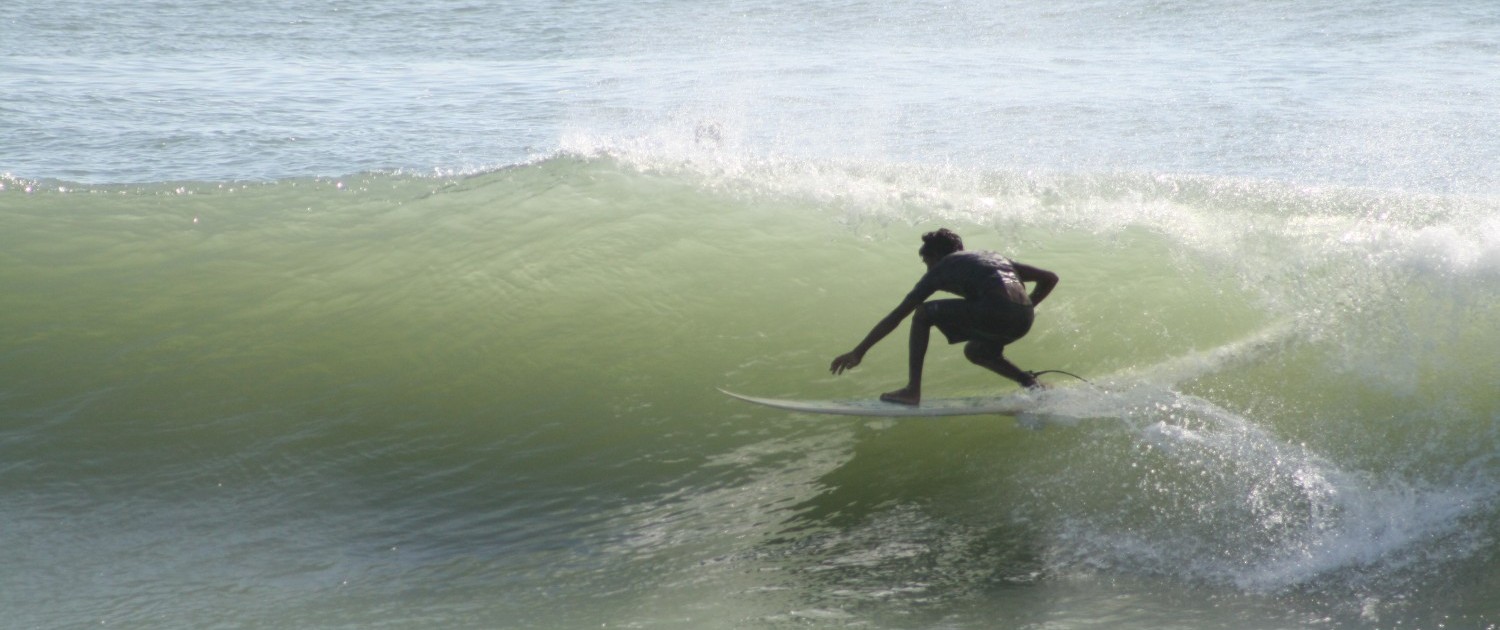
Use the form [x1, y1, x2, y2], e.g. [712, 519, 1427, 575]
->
[919, 228, 964, 260]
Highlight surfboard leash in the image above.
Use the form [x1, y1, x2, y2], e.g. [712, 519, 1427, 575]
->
[1027, 369, 1097, 388]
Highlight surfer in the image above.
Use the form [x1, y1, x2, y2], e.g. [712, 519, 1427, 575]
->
[829, 228, 1059, 405]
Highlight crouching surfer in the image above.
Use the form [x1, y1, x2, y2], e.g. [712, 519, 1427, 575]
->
[829, 228, 1059, 405]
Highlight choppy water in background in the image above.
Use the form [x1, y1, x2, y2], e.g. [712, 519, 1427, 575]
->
[7, 0, 1498, 191]
[4, 1, 1500, 628]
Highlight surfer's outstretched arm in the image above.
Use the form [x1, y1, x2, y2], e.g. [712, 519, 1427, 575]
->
[830, 297, 922, 375]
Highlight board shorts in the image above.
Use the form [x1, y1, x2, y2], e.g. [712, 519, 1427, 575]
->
[922, 298, 1034, 351]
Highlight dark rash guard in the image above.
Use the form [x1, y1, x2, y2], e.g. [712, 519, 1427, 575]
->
[905, 250, 1031, 306]
[902, 250, 1035, 346]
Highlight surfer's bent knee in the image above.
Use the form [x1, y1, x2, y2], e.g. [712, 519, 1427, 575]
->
[963, 339, 1005, 363]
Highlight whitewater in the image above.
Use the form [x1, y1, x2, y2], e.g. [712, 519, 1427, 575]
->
[4, 1, 1500, 628]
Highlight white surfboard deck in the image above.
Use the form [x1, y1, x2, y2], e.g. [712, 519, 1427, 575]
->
[718, 388, 1039, 417]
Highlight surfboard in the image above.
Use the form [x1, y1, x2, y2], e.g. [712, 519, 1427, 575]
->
[718, 388, 1039, 417]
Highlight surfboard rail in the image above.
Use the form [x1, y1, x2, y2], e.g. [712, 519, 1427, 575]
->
[718, 388, 1038, 417]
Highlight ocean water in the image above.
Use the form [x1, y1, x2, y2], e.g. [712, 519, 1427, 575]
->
[4, 1, 1500, 628]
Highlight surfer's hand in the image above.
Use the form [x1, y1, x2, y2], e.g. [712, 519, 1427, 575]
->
[830, 351, 863, 375]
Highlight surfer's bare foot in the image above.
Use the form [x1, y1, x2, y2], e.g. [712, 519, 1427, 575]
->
[879, 387, 920, 406]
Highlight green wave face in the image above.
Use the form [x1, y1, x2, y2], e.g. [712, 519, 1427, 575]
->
[3, 158, 1499, 627]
